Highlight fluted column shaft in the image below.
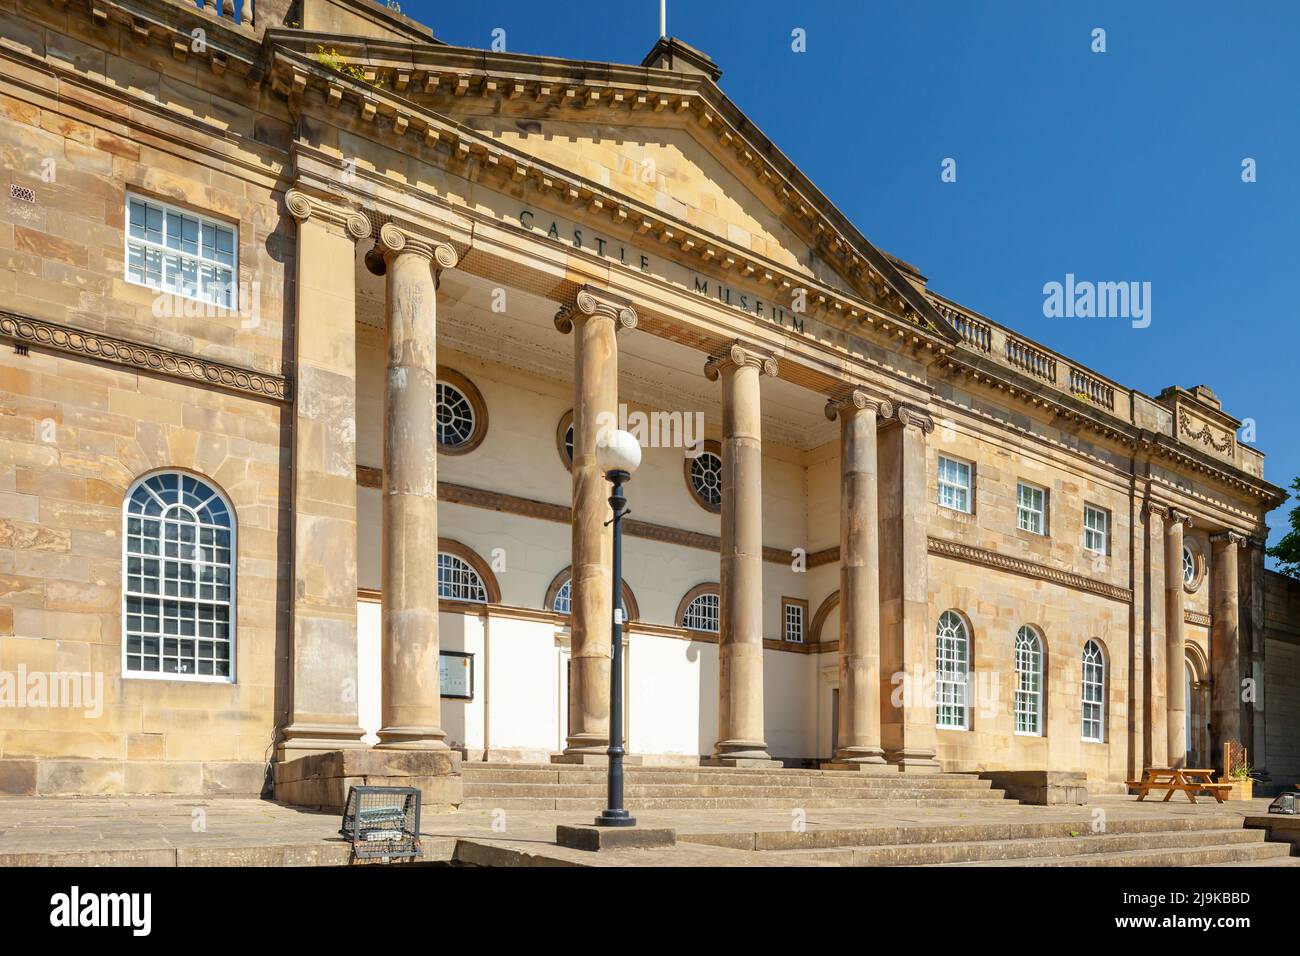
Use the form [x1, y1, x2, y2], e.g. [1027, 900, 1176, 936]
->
[1163, 510, 1190, 767]
[828, 391, 889, 765]
[376, 225, 458, 750]
[1210, 530, 1246, 762]
[705, 344, 777, 764]
[554, 288, 636, 758]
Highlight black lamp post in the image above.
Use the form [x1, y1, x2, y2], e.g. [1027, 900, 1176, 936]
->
[593, 429, 641, 828]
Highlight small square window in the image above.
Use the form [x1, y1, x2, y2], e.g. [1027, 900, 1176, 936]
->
[1083, 505, 1108, 554]
[1017, 482, 1046, 535]
[937, 456, 972, 513]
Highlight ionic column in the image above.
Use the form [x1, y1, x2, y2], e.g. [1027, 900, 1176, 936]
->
[553, 287, 637, 760]
[704, 343, 778, 766]
[1141, 501, 1168, 769]
[824, 389, 891, 768]
[278, 189, 372, 763]
[374, 223, 459, 751]
[1164, 508, 1192, 767]
[1210, 530, 1247, 762]
[880, 406, 941, 773]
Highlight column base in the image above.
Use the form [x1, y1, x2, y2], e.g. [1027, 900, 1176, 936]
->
[706, 739, 779, 768]
[885, 749, 943, 775]
[557, 824, 676, 851]
[274, 749, 462, 812]
[551, 752, 644, 766]
[375, 726, 450, 751]
[277, 722, 369, 766]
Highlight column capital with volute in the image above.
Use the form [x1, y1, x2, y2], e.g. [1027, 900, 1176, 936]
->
[372, 221, 459, 271]
[284, 187, 372, 242]
[1209, 530, 1248, 547]
[825, 387, 893, 422]
[703, 341, 778, 381]
[1166, 508, 1195, 528]
[894, 404, 935, 434]
[554, 285, 638, 335]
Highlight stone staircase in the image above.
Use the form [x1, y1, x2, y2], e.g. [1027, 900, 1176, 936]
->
[461, 762, 1011, 811]
[683, 814, 1298, 867]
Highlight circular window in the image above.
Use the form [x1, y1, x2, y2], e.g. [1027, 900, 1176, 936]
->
[1182, 543, 1205, 593]
[684, 440, 723, 513]
[434, 367, 487, 454]
[556, 409, 574, 470]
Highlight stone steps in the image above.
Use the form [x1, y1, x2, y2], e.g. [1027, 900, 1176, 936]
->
[460, 763, 1007, 810]
[777, 828, 1269, 866]
[940, 841, 1293, 867]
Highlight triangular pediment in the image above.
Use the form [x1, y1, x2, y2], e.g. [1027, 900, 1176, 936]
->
[267, 29, 957, 343]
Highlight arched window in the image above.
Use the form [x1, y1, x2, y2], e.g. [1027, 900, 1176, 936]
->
[935, 610, 969, 729]
[1182, 545, 1196, 586]
[1081, 639, 1106, 742]
[545, 567, 639, 621]
[437, 552, 488, 602]
[123, 472, 234, 681]
[1014, 626, 1043, 736]
[676, 584, 721, 633]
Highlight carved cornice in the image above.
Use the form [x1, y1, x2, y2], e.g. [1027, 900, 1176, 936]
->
[0, 309, 289, 402]
[824, 388, 893, 422]
[703, 342, 779, 381]
[927, 536, 1133, 604]
[554, 285, 637, 335]
[283, 187, 372, 242]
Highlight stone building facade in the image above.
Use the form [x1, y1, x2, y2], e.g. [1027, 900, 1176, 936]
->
[0, 0, 1293, 798]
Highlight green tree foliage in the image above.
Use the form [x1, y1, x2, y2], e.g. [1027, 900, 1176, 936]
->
[1266, 477, 1300, 578]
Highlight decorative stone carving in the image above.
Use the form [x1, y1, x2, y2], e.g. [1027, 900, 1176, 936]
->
[1178, 409, 1235, 454]
[554, 286, 637, 335]
[895, 404, 935, 434]
[703, 342, 778, 381]
[1209, 530, 1248, 547]
[1166, 508, 1194, 528]
[0, 309, 289, 401]
[283, 187, 371, 241]
[824, 388, 892, 422]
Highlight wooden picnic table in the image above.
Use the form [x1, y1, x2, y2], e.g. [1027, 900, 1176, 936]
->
[1127, 767, 1230, 804]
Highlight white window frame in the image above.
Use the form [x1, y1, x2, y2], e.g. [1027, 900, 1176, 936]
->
[552, 577, 572, 615]
[1014, 626, 1043, 736]
[689, 450, 723, 508]
[121, 471, 236, 684]
[1183, 545, 1196, 587]
[1016, 481, 1046, 535]
[937, 455, 972, 514]
[782, 599, 806, 644]
[1083, 504, 1109, 554]
[935, 610, 970, 730]
[435, 380, 477, 449]
[1081, 639, 1106, 743]
[437, 552, 488, 603]
[124, 192, 238, 309]
[682, 592, 720, 633]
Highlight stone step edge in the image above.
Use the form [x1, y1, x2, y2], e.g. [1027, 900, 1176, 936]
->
[935, 841, 1294, 867]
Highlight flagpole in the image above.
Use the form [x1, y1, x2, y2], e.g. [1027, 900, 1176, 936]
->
[660, 0, 666, 38]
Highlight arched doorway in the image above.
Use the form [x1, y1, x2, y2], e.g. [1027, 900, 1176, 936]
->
[1185, 645, 1211, 768]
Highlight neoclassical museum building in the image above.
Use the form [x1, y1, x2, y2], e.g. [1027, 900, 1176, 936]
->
[1, 0, 1297, 801]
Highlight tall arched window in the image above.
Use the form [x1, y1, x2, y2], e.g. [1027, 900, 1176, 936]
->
[1014, 626, 1043, 736]
[123, 472, 234, 681]
[935, 610, 970, 729]
[1081, 639, 1106, 742]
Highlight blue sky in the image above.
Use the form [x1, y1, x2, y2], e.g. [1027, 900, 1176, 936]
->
[402, 0, 1298, 555]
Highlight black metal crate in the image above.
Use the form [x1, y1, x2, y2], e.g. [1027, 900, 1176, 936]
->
[339, 786, 422, 861]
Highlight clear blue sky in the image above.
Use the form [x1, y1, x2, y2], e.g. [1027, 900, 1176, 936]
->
[401, 0, 1298, 555]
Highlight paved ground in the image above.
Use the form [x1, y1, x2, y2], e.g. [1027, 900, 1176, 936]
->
[0, 793, 1284, 866]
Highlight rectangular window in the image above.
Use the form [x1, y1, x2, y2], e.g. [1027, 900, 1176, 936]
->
[1016, 482, 1046, 535]
[1083, 505, 1109, 554]
[125, 193, 237, 309]
[937, 455, 972, 513]
[782, 598, 807, 644]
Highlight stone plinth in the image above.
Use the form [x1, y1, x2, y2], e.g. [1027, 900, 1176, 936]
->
[979, 770, 1088, 805]
[274, 749, 462, 812]
[555, 824, 676, 851]
[700, 756, 783, 769]
[820, 761, 900, 776]
[550, 753, 643, 766]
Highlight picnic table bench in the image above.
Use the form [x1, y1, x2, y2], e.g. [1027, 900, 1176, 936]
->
[1126, 767, 1232, 804]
